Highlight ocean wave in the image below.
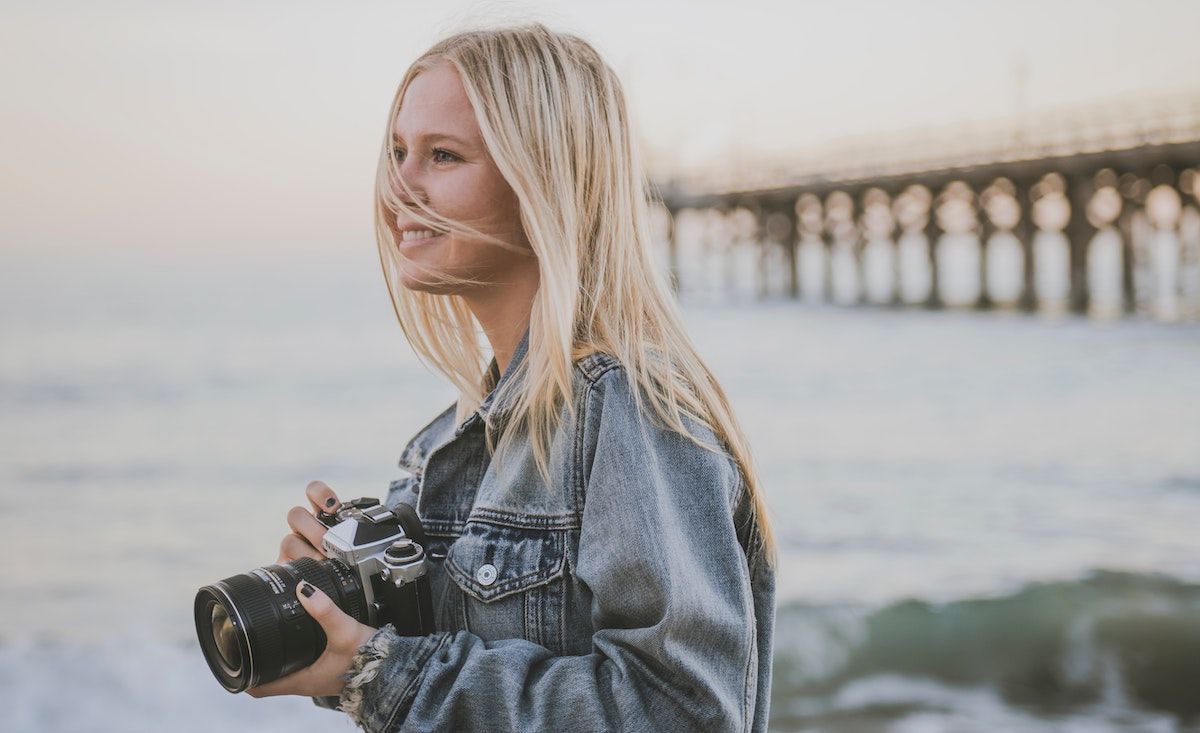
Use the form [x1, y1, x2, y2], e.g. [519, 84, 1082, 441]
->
[772, 569, 1200, 731]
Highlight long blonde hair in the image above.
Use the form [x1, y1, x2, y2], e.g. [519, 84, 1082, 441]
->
[374, 21, 777, 569]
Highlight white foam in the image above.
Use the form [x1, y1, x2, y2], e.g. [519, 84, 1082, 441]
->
[0, 632, 357, 733]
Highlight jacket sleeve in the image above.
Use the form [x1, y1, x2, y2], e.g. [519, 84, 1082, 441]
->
[332, 367, 760, 732]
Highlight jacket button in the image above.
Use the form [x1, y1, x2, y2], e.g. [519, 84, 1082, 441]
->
[475, 563, 497, 586]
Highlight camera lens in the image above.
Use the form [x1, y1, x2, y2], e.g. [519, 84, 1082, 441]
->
[193, 556, 365, 693]
[210, 604, 242, 675]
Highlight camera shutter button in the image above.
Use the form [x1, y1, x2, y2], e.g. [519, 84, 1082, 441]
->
[475, 563, 497, 586]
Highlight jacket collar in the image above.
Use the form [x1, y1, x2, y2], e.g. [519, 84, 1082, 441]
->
[455, 324, 530, 436]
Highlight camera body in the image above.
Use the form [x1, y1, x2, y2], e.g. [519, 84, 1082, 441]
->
[316, 497, 434, 629]
[194, 498, 434, 693]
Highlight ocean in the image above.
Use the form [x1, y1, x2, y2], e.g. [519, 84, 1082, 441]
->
[1, 253, 1198, 732]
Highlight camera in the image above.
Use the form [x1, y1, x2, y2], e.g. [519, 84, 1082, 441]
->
[194, 498, 434, 693]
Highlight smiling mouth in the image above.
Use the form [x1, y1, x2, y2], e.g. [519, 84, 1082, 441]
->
[398, 230, 445, 248]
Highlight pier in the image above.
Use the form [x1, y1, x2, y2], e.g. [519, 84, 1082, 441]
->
[655, 93, 1200, 322]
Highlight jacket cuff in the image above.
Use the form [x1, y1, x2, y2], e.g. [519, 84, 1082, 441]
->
[336, 623, 449, 731]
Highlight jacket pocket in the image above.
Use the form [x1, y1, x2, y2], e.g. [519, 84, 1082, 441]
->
[444, 519, 567, 651]
[445, 520, 565, 601]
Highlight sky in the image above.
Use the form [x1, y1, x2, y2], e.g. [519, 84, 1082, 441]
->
[2, 0, 1198, 261]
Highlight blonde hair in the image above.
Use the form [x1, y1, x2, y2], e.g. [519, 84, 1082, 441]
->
[374, 21, 777, 569]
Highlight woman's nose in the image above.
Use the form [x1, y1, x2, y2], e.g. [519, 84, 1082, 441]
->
[392, 159, 426, 203]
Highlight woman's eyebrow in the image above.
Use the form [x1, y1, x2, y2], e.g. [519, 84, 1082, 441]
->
[391, 131, 475, 147]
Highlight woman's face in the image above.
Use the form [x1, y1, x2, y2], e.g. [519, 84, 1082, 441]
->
[386, 61, 534, 295]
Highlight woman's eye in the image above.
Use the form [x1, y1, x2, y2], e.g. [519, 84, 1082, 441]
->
[390, 147, 458, 164]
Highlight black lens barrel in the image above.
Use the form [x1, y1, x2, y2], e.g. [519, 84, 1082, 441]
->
[194, 556, 366, 693]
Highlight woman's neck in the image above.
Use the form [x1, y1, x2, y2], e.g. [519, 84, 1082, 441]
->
[463, 266, 538, 375]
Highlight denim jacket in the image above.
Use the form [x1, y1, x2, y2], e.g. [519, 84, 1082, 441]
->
[313, 326, 775, 731]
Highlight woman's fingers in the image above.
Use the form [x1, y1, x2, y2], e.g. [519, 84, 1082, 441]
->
[287, 506, 330, 556]
[278, 532, 325, 564]
[306, 480, 341, 515]
[274, 484, 343, 563]
[274, 480, 343, 564]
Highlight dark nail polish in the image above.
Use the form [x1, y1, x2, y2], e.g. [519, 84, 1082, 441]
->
[325, 497, 336, 508]
[300, 582, 315, 597]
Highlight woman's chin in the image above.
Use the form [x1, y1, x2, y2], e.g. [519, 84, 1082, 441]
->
[397, 267, 455, 295]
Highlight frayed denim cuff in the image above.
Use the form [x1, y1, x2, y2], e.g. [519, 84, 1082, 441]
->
[333, 624, 450, 732]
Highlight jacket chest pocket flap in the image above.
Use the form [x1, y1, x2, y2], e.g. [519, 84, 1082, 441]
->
[445, 520, 566, 603]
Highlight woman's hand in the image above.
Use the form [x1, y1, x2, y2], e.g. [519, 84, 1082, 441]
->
[276, 480, 343, 564]
[245, 579, 378, 698]
[249, 479, 378, 699]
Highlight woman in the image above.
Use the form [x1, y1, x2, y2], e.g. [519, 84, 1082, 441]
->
[246, 22, 778, 732]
